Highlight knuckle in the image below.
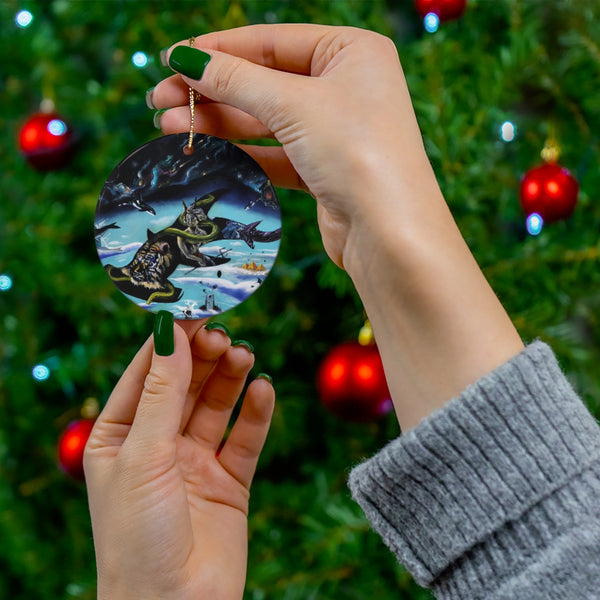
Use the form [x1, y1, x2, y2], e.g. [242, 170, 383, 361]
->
[142, 369, 173, 404]
[213, 56, 246, 96]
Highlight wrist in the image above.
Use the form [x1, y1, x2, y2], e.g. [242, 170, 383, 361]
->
[341, 170, 524, 430]
[341, 156, 448, 283]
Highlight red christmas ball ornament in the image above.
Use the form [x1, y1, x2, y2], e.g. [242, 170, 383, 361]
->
[57, 419, 95, 480]
[317, 341, 392, 422]
[18, 111, 75, 170]
[415, 0, 467, 21]
[520, 162, 578, 223]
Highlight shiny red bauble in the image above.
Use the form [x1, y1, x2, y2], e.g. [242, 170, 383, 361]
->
[57, 419, 95, 480]
[317, 342, 392, 422]
[520, 162, 579, 223]
[415, 0, 467, 21]
[18, 111, 75, 170]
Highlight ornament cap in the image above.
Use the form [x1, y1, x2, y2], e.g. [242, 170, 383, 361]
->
[81, 397, 100, 419]
[541, 126, 561, 163]
[540, 140, 560, 163]
[358, 320, 374, 346]
[40, 98, 56, 113]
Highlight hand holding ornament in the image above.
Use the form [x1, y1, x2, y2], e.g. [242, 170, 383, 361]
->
[151, 24, 523, 430]
[84, 316, 274, 600]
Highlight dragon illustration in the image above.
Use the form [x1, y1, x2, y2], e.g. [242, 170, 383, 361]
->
[103, 190, 281, 304]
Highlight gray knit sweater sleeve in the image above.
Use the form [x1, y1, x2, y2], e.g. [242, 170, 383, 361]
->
[347, 341, 600, 599]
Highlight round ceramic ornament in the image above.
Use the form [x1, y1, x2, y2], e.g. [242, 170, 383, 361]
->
[95, 133, 281, 319]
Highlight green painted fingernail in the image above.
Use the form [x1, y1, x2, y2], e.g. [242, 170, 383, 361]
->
[154, 310, 174, 356]
[232, 340, 254, 353]
[205, 322, 231, 337]
[145, 87, 156, 110]
[256, 373, 273, 385]
[153, 109, 166, 130]
[168, 46, 212, 80]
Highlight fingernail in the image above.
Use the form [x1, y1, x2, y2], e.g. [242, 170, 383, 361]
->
[232, 340, 254, 353]
[205, 322, 231, 337]
[154, 310, 174, 356]
[168, 46, 212, 80]
[159, 47, 170, 67]
[153, 109, 166, 130]
[145, 87, 156, 110]
[256, 373, 273, 385]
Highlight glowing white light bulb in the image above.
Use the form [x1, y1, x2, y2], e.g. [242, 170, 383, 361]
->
[32, 364, 51, 381]
[500, 121, 516, 142]
[16, 10, 33, 28]
[0, 274, 12, 291]
[526, 213, 544, 236]
[132, 51, 148, 68]
[424, 13, 440, 33]
[47, 119, 67, 136]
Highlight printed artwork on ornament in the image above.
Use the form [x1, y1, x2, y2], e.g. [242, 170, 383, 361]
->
[94, 133, 281, 319]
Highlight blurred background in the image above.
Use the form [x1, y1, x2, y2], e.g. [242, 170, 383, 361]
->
[1, 0, 599, 598]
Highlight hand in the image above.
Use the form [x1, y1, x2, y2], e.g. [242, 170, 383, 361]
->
[150, 25, 523, 431]
[84, 319, 275, 600]
[150, 24, 433, 271]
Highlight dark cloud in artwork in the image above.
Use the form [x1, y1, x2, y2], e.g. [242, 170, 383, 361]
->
[97, 134, 278, 219]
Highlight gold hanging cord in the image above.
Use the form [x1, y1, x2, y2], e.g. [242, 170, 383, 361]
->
[183, 37, 197, 155]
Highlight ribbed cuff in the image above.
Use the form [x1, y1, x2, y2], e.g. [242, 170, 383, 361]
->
[348, 342, 600, 594]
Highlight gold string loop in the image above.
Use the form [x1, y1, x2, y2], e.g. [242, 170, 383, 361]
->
[183, 37, 198, 155]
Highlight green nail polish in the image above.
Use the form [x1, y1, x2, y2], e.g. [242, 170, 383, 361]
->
[256, 373, 273, 385]
[205, 322, 231, 337]
[168, 46, 211, 80]
[232, 340, 254, 353]
[145, 87, 156, 110]
[153, 109, 166, 130]
[154, 310, 174, 356]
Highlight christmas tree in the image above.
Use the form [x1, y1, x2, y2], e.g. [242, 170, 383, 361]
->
[1, 1, 599, 598]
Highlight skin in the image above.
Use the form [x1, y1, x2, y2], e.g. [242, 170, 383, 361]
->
[154, 24, 524, 428]
[85, 321, 275, 600]
[85, 24, 525, 600]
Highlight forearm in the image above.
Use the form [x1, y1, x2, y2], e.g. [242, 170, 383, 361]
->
[342, 158, 524, 431]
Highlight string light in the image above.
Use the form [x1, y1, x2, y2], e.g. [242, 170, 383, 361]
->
[132, 51, 148, 68]
[15, 10, 33, 28]
[526, 213, 544, 236]
[47, 119, 67, 136]
[0, 274, 12, 291]
[424, 12, 440, 33]
[500, 121, 516, 142]
[32, 364, 51, 381]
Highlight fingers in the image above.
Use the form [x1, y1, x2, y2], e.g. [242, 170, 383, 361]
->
[153, 90, 304, 188]
[189, 24, 335, 75]
[177, 50, 305, 135]
[151, 24, 336, 116]
[234, 145, 307, 191]
[127, 323, 193, 446]
[159, 101, 273, 140]
[184, 344, 255, 450]
[86, 335, 154, 450]
[218, 377, 275, 490]
[87, 320, 207, 453]
[178, 325, 232, 431]
[176, 317, 208, 340]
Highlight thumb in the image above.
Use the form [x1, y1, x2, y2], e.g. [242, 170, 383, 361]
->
[128, 311, 192, 447]
[167, 45, 302, 133]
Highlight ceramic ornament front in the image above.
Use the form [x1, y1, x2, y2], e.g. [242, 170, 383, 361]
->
[94, 133, 281, 319]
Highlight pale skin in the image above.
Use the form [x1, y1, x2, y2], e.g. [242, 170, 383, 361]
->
[84, 321, 275, 600]
[85, 23, 525, 600]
